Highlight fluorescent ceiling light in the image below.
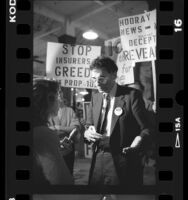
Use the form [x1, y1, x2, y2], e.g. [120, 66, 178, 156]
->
[82, 30, 98, 40]
[79, 90, 89, 96]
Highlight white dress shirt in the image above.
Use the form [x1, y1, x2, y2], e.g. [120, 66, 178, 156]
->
[103, 83, 117, 137]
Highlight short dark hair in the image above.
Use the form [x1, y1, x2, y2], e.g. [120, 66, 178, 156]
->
[90, 56, 118, 73]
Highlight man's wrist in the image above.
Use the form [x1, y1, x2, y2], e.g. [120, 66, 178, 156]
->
[130, 136, 142, 148]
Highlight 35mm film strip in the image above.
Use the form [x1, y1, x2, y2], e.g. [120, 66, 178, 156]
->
[5, 0, 183, 200]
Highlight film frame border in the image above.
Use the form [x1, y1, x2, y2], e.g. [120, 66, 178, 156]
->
[5, 0, 183, 199]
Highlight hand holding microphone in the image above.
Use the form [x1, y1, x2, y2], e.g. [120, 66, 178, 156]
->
[60, 128, 77, 155]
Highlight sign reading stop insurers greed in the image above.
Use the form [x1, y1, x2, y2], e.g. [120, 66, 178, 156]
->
[46, 42, 101, 89]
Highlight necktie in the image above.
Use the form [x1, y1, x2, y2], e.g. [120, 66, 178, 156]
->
[99, 93, 110, 134]
[93, 94, 110, 153]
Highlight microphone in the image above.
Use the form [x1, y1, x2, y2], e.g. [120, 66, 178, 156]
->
[60, 128, 77, 148]
[68, 128, 77, 140]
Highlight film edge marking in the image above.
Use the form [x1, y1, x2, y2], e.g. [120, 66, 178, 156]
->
[9, 0, 17, 23]
[174, 117, 181, 148]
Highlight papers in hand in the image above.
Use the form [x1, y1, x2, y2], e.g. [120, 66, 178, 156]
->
[88, 125, 96, 133]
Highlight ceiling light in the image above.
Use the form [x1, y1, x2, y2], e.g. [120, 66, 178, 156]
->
[82, 30, 98, 40]
[79, 90, 89, 96]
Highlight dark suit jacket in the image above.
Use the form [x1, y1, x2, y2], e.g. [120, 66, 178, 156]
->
[86, 85, 152, 185]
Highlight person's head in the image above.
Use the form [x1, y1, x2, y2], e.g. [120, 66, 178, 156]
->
[33, 79, 60, 125]
[90, 56, 118, 93]
[58, 89, 68, 107]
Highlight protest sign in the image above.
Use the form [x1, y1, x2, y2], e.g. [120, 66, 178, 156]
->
[119, 9, 156, 62]
[105, 37, 134, 85]
[46, 42, 101, 89]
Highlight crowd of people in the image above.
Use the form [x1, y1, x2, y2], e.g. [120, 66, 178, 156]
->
[33, 56, 155, 186]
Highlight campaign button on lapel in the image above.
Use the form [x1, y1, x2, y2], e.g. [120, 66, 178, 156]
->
[114, 107, 123, 116]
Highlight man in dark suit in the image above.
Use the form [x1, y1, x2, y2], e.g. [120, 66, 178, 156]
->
[84, 56, 152, 186]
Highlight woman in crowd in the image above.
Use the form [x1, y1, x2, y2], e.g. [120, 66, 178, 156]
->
[33, 78, 74, 185]
[49, 89, 81, 175]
